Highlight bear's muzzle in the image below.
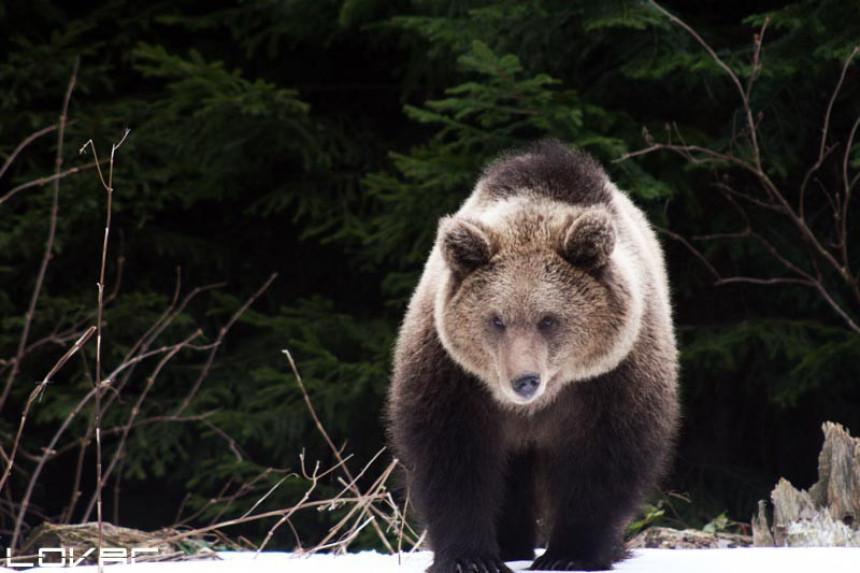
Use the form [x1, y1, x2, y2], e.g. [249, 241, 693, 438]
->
[512, 373, 541, 399]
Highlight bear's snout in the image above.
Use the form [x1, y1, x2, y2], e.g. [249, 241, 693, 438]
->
[512, 373, 541, 398]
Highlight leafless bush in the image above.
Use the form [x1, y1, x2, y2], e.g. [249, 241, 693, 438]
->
[620, 1, 860, 334]
[158, 350, 422, 557]
[0, 61, 417, 564]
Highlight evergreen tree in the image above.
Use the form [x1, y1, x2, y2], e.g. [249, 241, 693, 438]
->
[0, 0, 858, 548]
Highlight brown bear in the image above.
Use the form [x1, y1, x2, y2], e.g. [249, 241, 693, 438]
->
[387, 140, 679, 573]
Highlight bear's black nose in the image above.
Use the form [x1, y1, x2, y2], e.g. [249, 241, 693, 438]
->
[512, 373, 540, 398]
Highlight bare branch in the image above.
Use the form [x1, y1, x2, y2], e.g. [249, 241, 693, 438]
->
[0, 124, 58, 182]
[809, 281, 860, 333]
[0, 327, 95, 496]
[647, 0, 763, 171]
[744, 17, 770, 104]
[54, 411, 221, 460]
[200, 419, 248, 463]
[158, 494, 390, 547]
[711, 181, 780, 212]
[800, 46, 860, 220]
[692, 231, 751, 241]
[282, 349, 402, 551]
[616, 141, 753, 173]
[656, 226, 722, 283]
[80, 329, 204, 523]
[103, 278, 227, 400]
[0, 161, 100, 207]
[77, 126, 130, 571]
[633, 5, 860, 331]
[800, 143, 840, 221]
[715, 277, 813, 287]
[842, 112, 860, 304]
[0, 59, 79, 414]
[173, 272, 278, 417]
[10, 332, 97, 548]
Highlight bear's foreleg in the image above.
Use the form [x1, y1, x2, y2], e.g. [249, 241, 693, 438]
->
[530, 452, 636, 572]
[392, 355, 512, 572]
[496, 449, 537, 561]
[530, 380, 673, 571]
[407, 391, 512, 573]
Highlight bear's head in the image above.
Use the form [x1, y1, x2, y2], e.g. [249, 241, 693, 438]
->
[433, 201, 643, 408]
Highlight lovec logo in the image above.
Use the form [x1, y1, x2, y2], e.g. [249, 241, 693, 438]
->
[4, 547, 159, 567]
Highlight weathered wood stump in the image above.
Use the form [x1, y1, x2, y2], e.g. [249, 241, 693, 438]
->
[753, 421, 860, 547]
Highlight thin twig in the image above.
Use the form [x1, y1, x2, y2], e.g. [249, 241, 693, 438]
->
[0, 124, 58, 182]
[100, 278, 227, 402]
[660, 222, 860, 333]
[800, 46, 860, 220]
[9, 328, 96, 548]
[630, 5, 860, 332]
[647, 0, 763, 171]
[60, 408, 95, 524]
[0, 327, 95, 496]
[744, 17, 770, 105]
[714, 277, 813, 287]
[282, 350, 396, 552]
[841, 111, 860, 305]
[56, 266, 193, 512]
[80, 330, 204, 523]
[0, 161, 98, 207]
[54, 411, 221, 460]
[0, 59, 79, 414]
[656, 226, 722, 283]
[240, 472, 293, 521]
[158, 495, 389, 546]
[173, 272, 278, 417]
[254, 474, 319, 555]
[79, 126, 130, 573]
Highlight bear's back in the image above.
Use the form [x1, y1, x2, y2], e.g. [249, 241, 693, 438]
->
[472, 139, 610, 208]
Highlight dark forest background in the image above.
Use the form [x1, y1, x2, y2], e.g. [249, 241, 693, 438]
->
[1, 0, 859, 551]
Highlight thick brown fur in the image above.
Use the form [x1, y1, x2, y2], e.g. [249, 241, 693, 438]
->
[387, 140, 679, 573]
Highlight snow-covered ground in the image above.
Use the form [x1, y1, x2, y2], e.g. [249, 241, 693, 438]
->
[3, 548, 859, 572]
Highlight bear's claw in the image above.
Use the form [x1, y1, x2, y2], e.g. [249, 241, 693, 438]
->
[432, 556, 514, 573]
[529, 553, 611, 571]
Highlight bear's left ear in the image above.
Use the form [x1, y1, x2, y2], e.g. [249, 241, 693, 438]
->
[559, 209, 616, 269]
[439, 217, 497, 277]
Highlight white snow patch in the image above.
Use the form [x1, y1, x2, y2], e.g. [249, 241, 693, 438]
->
[3, 548, 860, 572]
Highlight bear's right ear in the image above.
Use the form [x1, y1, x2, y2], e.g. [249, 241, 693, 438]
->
[439, 217, 496, 277]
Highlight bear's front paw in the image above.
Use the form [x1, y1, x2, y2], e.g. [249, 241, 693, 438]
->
[430, 556, 514, 573]
[529, 553, 612, 571]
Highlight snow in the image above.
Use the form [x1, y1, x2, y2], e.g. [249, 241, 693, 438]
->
[3, 548, 859, 572]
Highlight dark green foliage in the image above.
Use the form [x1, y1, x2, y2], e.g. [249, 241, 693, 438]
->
[1, 0, 859, 549]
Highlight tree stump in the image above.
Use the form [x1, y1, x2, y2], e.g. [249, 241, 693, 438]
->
[753, 422, 860, 547]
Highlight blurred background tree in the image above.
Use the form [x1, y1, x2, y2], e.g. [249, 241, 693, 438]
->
[1, 0, 858, 548]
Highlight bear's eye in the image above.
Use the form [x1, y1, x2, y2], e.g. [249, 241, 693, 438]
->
[491, 315, 505, 330]
[538, 315, 557, 330]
